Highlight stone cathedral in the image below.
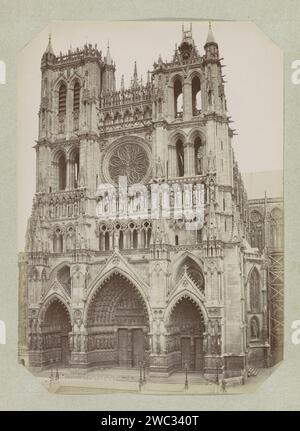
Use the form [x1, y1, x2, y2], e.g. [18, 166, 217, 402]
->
[18, 24, 283, 383]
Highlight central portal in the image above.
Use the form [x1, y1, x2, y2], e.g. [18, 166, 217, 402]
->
[87, 273, 149, 368]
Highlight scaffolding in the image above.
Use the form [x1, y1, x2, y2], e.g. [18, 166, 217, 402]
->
[267, 248, 284, 365]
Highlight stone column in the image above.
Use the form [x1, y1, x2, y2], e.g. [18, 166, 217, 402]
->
[183, 80, 192, 121]
[168, 145, 176, 178]
[137, 230, 142, 249]
[66, 158, 71, 190]
[189, 142, 196, 176]
[186, 141, 195, 177]
[109, 231, 113, 250]
[183, 143, 189, 177]
[124, 230, 130, 249]
[128, 330, 132, 368]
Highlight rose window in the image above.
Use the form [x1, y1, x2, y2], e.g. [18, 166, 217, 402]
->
[108, 142, 149, 185]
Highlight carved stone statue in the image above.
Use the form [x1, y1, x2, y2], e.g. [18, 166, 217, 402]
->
[196, 146, 204, 175]
[156, 157, 164, 177]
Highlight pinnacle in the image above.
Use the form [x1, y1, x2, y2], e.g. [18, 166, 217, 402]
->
[206, 21, 217, 45]
[45, 33, 55, 56]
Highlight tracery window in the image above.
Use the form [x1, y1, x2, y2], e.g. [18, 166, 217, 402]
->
[270, 207, 283, 249]
[249, 268, 261, 312]
[108, 142, 149, 185]
[98, 221, 152, 251]
[73, 81, 80, 131]
[249, 210, 264, 251]
[73, 81, 80, 112]
[58, 83, 67, 115]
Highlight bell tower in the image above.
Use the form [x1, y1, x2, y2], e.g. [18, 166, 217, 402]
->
[151, 23, 206, 179]
[36, 38, 104, 196]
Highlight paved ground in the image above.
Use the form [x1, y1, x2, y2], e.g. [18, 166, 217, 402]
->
[32, 365, 278, 395]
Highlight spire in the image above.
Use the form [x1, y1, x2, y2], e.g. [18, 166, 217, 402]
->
[132, 61, 138, 87]
[120, 75, 124, 91]
[205, 21, 217, 45]
[41, 33, 55, 66]
[105, 41, 113, 65]
[134, 61, 138, 79]
[204, 21, 219, 60]
[45, 33, 55, 56]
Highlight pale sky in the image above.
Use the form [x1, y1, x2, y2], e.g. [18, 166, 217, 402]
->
[17, 20, 283, 250]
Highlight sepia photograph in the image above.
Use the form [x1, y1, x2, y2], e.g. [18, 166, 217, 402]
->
[17, 20, 283, 395]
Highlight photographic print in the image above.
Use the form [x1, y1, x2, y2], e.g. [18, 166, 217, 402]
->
[17, 20, 283, 395]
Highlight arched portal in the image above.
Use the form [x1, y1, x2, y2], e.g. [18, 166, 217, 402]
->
[166, 297, 205, 371]
[86, 274, 150, 368]
[41, 298, 72, 365]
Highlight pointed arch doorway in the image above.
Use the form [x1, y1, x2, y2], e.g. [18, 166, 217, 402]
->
[86, 273, 150, 368]
[167, 297, 205, 372]
[41, 298, 72, 365]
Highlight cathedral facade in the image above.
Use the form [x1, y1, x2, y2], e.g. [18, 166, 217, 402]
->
[18, 24, 283, 383]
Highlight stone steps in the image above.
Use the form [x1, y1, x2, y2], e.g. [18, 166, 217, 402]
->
[148, 375, 210, 385]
